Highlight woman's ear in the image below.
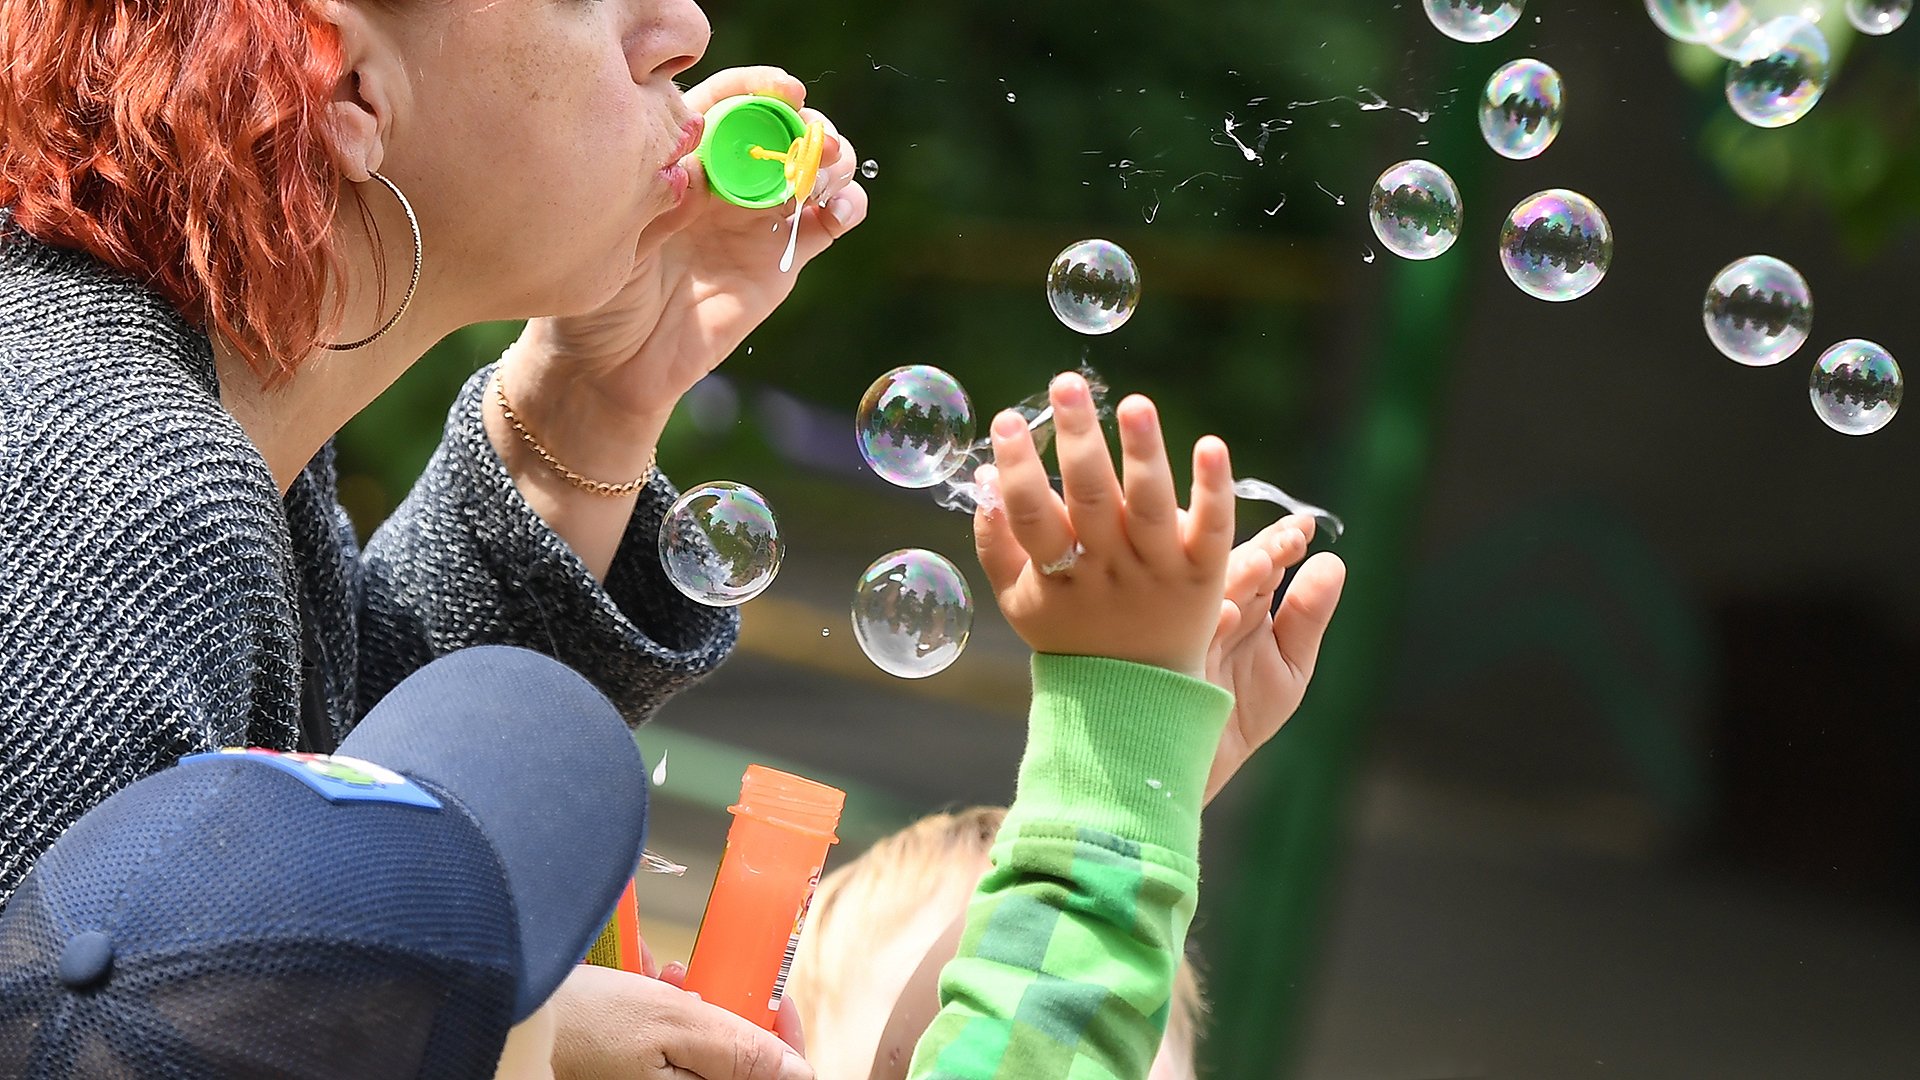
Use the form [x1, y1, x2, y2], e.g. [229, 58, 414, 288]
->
[319, 1, 397, 181]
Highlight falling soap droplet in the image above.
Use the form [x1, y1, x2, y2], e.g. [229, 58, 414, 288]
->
[652, 749, 668, 787]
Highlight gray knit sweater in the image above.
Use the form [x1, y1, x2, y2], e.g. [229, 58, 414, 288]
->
[0, 219, 739, 904]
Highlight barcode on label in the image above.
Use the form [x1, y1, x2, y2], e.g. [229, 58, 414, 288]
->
[767, 931, 801, 1011]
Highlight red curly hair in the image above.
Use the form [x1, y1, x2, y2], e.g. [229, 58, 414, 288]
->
[0, 0, 351, 382]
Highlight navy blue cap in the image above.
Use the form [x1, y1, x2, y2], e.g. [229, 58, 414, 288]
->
[0, 646, 649, 1080]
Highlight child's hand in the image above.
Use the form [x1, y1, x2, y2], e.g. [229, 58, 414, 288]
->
[1201, 518, 1347, 804]
[973, 372, 1236, 680]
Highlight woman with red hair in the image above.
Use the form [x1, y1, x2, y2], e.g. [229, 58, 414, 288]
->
[0, 1, 861, 1075]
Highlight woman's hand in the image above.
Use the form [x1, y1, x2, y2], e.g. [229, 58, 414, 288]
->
[1201, 518, 1347, 804]
[972, 372, 1236, 680]
[547, 964, 810, 1080]
[507, 66, 868, 440]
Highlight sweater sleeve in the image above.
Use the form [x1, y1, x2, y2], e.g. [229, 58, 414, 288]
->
[908, 655, 1232, 1080]
[354, 364, 738, 723]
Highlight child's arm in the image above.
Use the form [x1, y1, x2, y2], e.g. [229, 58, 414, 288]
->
[909, 373, 1250, 1080]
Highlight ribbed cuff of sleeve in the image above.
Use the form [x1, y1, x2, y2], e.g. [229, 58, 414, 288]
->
[439, 365, 738, 717]
[1005, 654, 1233, 858]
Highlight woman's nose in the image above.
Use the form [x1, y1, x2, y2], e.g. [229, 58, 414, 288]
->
[639, 0, 711, 82]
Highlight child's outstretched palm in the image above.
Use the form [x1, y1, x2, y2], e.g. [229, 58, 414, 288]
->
[1202, 518, 1347, 804]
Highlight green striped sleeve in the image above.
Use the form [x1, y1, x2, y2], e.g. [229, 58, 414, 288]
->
[908, 656, 1231, 1080]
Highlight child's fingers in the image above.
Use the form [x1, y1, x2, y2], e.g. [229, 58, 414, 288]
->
[1206, 597, 1242, 685]
[1049, 373, 1125, 559]
[971, 466, 1028, 594]
[1219, 541, 1277, 651]
[1182, 435, 1236, 572]
[1272, 552, 1347, 684]
[990, 410, 1078, 573]
[1117, 395, 1180, 565]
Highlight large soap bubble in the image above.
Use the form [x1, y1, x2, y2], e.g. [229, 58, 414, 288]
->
[857, 365, 976, 489]
[1810, 340, 1903, 435]
[1424, 0, 1526, 42]
[1847, 0, 1912, 33]
[658, 482, 783, 606]
[1047, 240, 1141, 335]
[852, 549, 974, 679]
[1368, 160, 1462, 261]
[1703, 256, 1813, 367]
[1499, 190, 1614, 302]
[1646, 0, 1753, 44]
[1479, 59, 1565, 160]
[1725, 17, 1830, 127]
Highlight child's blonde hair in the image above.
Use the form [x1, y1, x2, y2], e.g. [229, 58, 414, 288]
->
[790, 806, 1205, 1080]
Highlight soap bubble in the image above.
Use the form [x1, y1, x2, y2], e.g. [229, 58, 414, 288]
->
[1811, 340, 1903, 435]
[1499, 190, 1613, 302]
[658, 482, 782, 606]
[1479, 59, 1565, 160]
[1368, 161, 1462, 261]
[857, 365, 976, 489]
[1703, 256, 1813, 367]
[859, 159, 880, 179]
[1646, 0, 1753, 44]
[852, 549, 974, 679]
[1725, 17, 1830, 127]
[1847, 0, 1912, 32]
[1423, 0, 1525, 42]
[1047, 240, 1141, 335]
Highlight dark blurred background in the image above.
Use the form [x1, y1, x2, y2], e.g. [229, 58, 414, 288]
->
[338, 3, 1920, 1077]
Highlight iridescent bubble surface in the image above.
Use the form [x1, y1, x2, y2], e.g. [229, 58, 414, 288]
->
[1423, 0, 1526, 42]
[1646, 0, 1753, 44]
[1047, 240, 1141, 335]
[1811, 340, 1903, 435]
[1499, 190, 1614, 302]
[857, 365, 976, 489]
[1703, 256, 1813, 367]
[1368, 160, 1462, 261]
[658, 482, 782, 606]
[1847, 0, 1912, 32]
[852, 549, 974, 679]
[1725, 17, 1830, 127]
[1479, 59, 1565, 160]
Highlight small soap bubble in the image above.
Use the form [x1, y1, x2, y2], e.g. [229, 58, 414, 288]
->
[1047, 239, 1141, 335]
[1703, 256, 1813, 367]
[852, 549, 974, 679]
[859, 159, 880, 179]
[658, 482, 782, 606]
[1479, 59, 1565, 160]
[1368, 160, 1462, 261]
[857, 365, 976, 489]
[1499, 189, 1613, 302]
[1811, 340, 1903, 435]
[1647, 0, 1753, 43]
[1725, 17, 1829, 127]
[1847, 0, 1912, 32]
[1423, 0, 1526, 41]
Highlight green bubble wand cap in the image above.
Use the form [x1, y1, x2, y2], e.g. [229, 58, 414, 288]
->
[697, 95, 825, 210]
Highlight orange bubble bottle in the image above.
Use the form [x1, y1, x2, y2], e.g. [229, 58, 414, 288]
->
[683, 764, 844, 1027]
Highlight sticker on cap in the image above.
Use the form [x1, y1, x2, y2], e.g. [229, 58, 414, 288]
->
[182, 749, 442, 810]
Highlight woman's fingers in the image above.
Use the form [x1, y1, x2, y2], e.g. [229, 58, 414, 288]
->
[1050, 372, 1125, 558]
[989, 410, 1078, 574]
[1272, 552, 1347, 684]
[681, 66, 807, 114]
[1117, 394, 1180, 565]
[1183, 435, 1236, 572]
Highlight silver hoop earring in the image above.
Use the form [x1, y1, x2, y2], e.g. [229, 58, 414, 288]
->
[322, 170, 422, 351]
